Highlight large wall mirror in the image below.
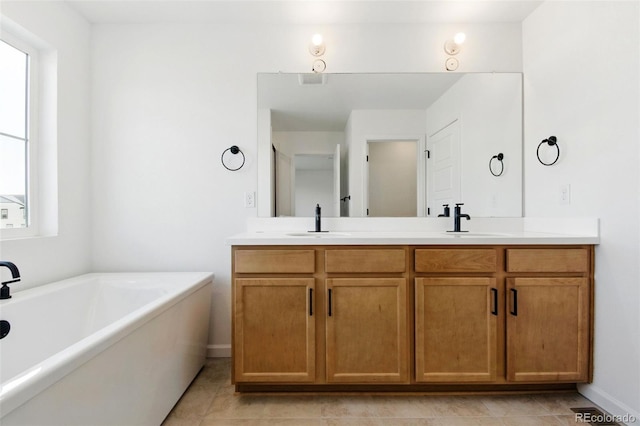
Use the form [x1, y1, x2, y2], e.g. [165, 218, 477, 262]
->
[257, 72, 523, 218]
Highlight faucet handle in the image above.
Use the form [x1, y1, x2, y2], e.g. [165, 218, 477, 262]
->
[438, 204, 451, 217]
[455, 203, 464, 207]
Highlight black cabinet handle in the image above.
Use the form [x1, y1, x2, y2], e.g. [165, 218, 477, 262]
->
[510, 288, 518, 316]
[491, 288, 498, 316]
[328, 289, 332, 317]
[309, 288, 313, 316]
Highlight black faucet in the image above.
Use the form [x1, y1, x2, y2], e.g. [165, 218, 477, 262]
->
[438, 204, 450, 217]
[0, 261, 20, 300]
[315, 204, 322, 232]
[451, 203, 471, 232]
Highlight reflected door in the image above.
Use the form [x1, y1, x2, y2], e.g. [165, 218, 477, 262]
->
[333, 144, 341, 217]
[276, 151, 293, 216]
[427, 120, 461, 213]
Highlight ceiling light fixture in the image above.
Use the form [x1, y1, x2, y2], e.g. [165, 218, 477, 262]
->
[444, 32, 466, 55]
[309, 33, 327, 73]
[309, 33, 326, 56]
[444, 32, 465, 71]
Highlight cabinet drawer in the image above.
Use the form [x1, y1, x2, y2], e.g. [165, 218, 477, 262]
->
[415, 249, 497, 273]
[325, 249, 406, 273]
[234, 249, 315, 273]
[506, 249, 588, 273]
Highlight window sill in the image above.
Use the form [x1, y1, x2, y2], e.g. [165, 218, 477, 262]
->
[0, 229, 57, 241]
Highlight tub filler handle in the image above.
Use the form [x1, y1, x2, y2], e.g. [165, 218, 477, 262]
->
[0, 260, 21, 300]
[0, 320, 10, 339]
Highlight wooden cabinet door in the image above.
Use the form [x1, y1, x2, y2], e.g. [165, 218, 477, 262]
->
[506, 277, 589, 382]
[234, 278, 315, 382]
[326, 278, 409, 383]
[415, 277, 498, 382]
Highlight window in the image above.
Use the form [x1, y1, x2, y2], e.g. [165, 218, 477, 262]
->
[0, 33, 37, 235]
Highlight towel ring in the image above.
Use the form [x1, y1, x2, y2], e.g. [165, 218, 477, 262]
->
[489, 153, 504, 177]
[221, 145, 245, 171]
[536, 136, 560, 166]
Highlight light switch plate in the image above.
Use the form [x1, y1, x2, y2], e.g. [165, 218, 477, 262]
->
[560, 184, 571, 205]
[244, 191, 256, 208]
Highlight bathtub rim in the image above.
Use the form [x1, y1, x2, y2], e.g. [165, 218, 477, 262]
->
[0, 271, 214, 418]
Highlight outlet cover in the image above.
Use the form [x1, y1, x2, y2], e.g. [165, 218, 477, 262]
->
[560, 184, 571, 205]
[244, 191, 256, 208]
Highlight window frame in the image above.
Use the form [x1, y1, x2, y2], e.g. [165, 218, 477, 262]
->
[0, 30, 39, 239]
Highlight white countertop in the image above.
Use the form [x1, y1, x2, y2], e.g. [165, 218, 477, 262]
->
[227, 217, 600, 245]
[227, 230, 599, 246]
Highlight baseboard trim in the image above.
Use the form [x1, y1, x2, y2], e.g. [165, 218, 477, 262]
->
[207, 344, 231, 358]
[578, 384, 639, 425]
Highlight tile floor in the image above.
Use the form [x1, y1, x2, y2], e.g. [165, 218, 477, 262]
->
[161, 358, 603, 426]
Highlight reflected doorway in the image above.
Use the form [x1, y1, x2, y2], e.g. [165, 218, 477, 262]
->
[294, 154, 334, 217]
[275, 150, 341, 217]
[366, 140, 418, 217]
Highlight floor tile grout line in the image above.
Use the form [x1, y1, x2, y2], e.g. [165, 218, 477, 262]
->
[165, 359, 600, 425]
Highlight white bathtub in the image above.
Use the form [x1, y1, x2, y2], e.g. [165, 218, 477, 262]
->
[0, 272, 213, 426]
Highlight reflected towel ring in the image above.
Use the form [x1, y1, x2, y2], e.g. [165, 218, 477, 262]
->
[221, 145, 245, 171]
[537, 136, 560, 166]
[489, 153, 504, 177]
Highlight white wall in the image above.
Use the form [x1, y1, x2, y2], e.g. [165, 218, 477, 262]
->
[523, 1, 640, 420]
[91, 22, 522, 355]
[272, 131, 344, 158]
[0, 2, 92, 288]
[426, 73, 523, 217]
[295, 169, 333, 217]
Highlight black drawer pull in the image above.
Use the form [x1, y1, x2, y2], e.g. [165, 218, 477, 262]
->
[491, 288, 498, 316]
[328, 289, 332, 317]
[510, 288, 518, 316]
[309, 288, 313, 316]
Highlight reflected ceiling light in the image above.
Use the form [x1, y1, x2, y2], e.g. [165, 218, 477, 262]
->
[309, 33, 327, 73]
[444, 32, 466, 55]
[309, 33, 326, 56]
[312, 59, 326, 73]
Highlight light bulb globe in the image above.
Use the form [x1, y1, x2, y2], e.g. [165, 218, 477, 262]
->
[454, 32, 466, 45]
[311, 34, 323, 46]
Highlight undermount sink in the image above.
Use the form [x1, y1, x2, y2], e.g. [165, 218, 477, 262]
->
[286, 232, 351, 237]
[443, 232, 508, 237]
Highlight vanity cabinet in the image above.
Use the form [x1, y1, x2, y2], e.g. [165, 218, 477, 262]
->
[326, 278, 408, 383]
[234, 277, 315, 382]
[324, 248, 409, 383]
[505, 248, 591, 382]
[233, 249, 316, 382]
[232, 245, 593, 391]
[325, 248, 409, 383]
[414, 249, 499, 383]
[415, 277, 499, 383]
[233, 247, 409, 384]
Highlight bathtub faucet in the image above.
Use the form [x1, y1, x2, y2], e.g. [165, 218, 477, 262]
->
[0, 261, 20, 300]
